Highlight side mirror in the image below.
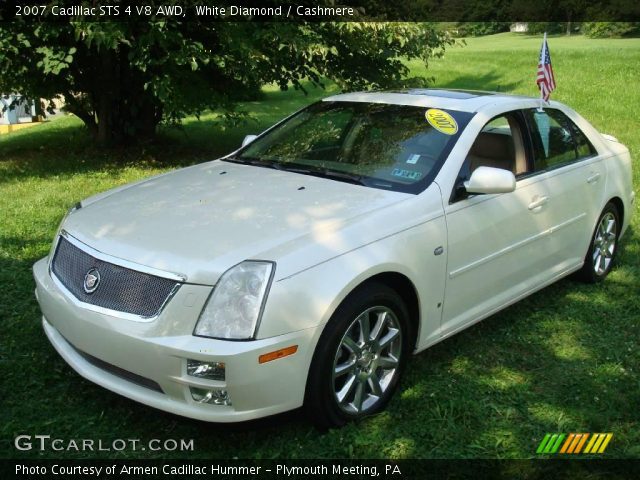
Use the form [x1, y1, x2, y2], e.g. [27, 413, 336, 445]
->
[464, 166, 516, 194]
[241, 134, 258, 147]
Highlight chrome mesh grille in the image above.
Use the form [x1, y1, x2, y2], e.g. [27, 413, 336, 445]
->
[51, 236, 179, 318]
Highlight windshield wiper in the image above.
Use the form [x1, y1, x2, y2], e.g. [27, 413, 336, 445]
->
[224, 157, 365, 186]
[280, 165, 366, 186]
[223, 156, 284, 170]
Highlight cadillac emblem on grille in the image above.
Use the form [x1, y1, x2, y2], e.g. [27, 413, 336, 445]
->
[83, 268, 101, 294]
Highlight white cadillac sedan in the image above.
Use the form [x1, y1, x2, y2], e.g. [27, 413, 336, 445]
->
[34, 89, 634, 428]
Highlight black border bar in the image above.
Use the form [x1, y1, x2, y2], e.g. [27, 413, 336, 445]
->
[3, 459, 640, 480]
[1, 0, 640, 22]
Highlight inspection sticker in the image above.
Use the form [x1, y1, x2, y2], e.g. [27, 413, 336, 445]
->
[391, 168, 422, 180]
[425, 109, 458, 135]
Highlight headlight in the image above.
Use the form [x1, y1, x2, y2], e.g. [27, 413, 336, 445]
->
[194, 261, 274, 340]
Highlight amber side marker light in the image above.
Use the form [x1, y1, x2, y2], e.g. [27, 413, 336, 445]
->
[259, 345, 298, 364]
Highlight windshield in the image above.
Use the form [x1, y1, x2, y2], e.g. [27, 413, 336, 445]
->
[230, 101, 474, 194]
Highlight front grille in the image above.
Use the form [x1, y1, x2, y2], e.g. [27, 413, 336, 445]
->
[51, 235, 179, 318]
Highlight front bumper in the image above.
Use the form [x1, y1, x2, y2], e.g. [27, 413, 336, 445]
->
[33, 257, 321, 422]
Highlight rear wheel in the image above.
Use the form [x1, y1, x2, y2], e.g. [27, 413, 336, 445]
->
[305, 283, 410, 429]
[577, 202, 620, 283]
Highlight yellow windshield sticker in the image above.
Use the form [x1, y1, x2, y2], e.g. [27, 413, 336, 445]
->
[425, 109, 458, 135]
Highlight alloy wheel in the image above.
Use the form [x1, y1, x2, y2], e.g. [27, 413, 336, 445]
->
[332, 306, 402, 415]
[592, 212, 617, 276]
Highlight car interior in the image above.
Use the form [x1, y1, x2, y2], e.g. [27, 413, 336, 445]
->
[465, 114, 528, 176]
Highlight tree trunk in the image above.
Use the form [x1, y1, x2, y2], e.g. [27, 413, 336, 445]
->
[63, 92, 98, 138]
[566, 18, 572, 36]
[91, 93, 160, 146]
[89, 48, 161, 146]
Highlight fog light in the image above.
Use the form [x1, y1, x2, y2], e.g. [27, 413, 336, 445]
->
[190, 387, 231, 406]
[187, 359, 225, 381]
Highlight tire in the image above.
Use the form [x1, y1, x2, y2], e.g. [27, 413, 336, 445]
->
[577, 202, 620, 283]
[305, 282, 411, 429]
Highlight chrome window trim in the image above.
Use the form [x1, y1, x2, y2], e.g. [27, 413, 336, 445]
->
[48, 231, 183, 322]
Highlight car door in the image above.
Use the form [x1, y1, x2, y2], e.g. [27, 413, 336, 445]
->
[521, 108, 606, 268]
[440, 111, 558, 337]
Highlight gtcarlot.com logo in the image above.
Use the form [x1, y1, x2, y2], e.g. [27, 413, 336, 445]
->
[14, 435, 194, 452]
[536, 433, 613, 455]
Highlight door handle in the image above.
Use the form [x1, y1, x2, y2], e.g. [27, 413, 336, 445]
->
[528, 196, 549, 211]
[587, 172, 601, 184]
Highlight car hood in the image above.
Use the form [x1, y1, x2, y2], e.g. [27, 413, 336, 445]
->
[62, 160, 411, 284]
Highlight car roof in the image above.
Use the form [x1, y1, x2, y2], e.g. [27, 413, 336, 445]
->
[322, 88, 542, 113]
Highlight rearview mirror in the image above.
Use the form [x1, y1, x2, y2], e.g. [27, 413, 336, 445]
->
[242, 134, 258, 147]
[464, 166, 516, 194]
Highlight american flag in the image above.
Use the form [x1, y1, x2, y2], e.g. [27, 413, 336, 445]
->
[536, 33, 556, 102]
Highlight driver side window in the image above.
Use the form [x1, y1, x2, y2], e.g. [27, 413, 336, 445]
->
[452, 112, 528, 202]
[465, 113, 527, 178]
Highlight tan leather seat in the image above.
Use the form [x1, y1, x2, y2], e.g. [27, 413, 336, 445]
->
[467, 132, 515, 173]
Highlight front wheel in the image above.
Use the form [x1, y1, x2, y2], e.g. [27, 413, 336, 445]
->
[577, 202, 620, 283]
[305, 283, 411, 429]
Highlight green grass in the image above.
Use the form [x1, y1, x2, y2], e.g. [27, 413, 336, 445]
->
[1, 33, 639, 460]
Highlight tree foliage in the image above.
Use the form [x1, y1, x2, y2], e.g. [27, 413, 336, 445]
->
[0, 9, 454, 146]
[453, 22, 510, 37]
[582, 22, 640, 37]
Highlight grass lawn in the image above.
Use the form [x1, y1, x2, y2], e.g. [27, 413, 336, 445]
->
[1, 33, 638, 460]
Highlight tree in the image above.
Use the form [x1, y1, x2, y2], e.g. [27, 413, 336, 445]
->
[0, 8, 454, 146]
[582, 22, 640, 38]
[509, 0, 592, 35]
